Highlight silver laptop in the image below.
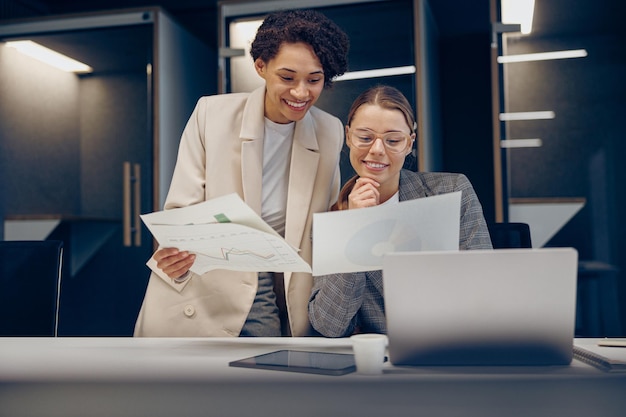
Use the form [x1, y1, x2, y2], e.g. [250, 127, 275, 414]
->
[382, 248, 578, 366]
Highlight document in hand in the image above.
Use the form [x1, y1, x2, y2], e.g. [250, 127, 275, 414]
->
[312, 191, 461, 275]
[140, 194, 311, 274]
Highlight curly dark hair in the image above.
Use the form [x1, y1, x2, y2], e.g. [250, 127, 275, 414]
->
[249, 9, 349, 88]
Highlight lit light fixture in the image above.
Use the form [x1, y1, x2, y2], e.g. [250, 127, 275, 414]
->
[4, 40, 92, 73]
[501, 0, 535, 35]
[498, 49, 588, 63]
[335, 66, 416, 82]
[500, 111, 555, 121]
[501, 139, 543, 148]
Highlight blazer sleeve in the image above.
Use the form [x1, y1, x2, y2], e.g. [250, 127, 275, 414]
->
[308, 272, 367, 337]
[163, 97, 210, 210]
[456, 174, 493, 250]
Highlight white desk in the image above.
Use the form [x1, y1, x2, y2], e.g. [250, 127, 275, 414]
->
[1, 337, 625, 417]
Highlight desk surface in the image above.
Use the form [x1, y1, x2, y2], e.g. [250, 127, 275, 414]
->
[1, 337, 625, 417]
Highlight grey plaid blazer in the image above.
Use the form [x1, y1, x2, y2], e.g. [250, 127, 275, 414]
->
[308, 170, 493, 337]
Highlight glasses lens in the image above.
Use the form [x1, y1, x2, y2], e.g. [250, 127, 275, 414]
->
[383, 134, 408, 153]
[350, 130, 408, 153]
[351, 131, 375, 148]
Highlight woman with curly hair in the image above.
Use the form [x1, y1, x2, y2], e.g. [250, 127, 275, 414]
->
[134, 9, 350, 337]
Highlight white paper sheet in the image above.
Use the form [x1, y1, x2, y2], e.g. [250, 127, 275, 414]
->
[140, 193, 311, 274]
[312, 191, 461, 276]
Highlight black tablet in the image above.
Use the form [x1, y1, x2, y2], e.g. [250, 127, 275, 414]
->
[229, 349, 356, 376]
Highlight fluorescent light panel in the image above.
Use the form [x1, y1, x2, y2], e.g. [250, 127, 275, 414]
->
[498, 49, 588, 63]
[335, 66, 416, 82]
[500, 111, 555, 121]
[501, 0, 535, 34]
[5, 40, 92, 73]
[501, 139, 543, 148]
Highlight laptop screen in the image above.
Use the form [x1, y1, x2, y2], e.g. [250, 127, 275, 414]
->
[382, 248, 578, 366]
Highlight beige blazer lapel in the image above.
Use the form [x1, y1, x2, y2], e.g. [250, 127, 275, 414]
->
[239, 87, 266, 215]
[283, 115, 320, 336]
[284, 114, 320, 249]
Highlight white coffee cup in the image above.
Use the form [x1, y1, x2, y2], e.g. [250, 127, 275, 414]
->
[350, 333, 388, 375]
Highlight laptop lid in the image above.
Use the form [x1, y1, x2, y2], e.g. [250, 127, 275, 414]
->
[382, 248, 578, 366]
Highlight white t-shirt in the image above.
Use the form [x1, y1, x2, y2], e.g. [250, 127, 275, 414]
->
[261, 118, 294, 237]
[380, 190, 400, 206]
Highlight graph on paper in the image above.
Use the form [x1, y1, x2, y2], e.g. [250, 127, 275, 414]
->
[312, 191, 461, 275]
[140, 194, 312, 274]
[159, 223, 308, 273]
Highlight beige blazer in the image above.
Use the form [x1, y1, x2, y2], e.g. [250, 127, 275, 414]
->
[134, 86, 343, 337]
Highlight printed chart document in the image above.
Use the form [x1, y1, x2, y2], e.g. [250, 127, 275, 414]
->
[140, 194, 311, 274]
[312, 191, 461, 275]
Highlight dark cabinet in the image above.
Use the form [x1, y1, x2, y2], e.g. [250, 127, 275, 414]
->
[0, 8, 215, 335]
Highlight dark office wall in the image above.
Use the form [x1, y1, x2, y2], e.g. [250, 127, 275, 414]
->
[156, 9, 217, 208]
[505, 33, 626, 330]
[0, 44, 148, 221]
[0, 44, 82, 218]
[505, 34, 625, 257]
[438, 33, 496, 224]
[79, 73, 149, 218]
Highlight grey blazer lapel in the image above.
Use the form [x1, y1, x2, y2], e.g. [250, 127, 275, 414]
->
[398, 169, 428, 202]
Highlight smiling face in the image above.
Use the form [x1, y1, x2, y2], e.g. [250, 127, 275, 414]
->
[254, 42, 325, 124]
[347, 103, 415, 200]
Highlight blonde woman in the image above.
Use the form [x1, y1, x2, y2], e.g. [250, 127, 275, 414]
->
[308, 85, 492, 337]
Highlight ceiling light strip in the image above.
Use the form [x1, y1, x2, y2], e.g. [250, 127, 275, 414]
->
[335, 65, 416, 82]
[499, 111, 555, 121]
[501, 139, 543, 148]
[498, 49, 588, 63]
[4, 40, 92, 73]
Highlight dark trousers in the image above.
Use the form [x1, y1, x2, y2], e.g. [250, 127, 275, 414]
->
[239, 272, 282, 337]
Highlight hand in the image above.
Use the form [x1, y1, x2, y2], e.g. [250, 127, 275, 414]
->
[348, 177, 380, 209]
[154, 247, 196, 280]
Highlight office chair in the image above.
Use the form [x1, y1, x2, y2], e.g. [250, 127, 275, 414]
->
[0, 240, 63, 336]
[487, 222, 532, 249]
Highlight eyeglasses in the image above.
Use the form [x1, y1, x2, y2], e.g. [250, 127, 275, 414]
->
[348, 128, 412, 154]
